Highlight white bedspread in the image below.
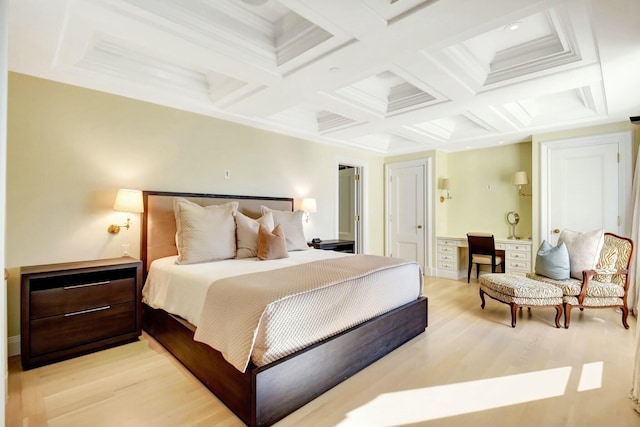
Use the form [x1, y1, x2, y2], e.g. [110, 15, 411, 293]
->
[142, 250, 422, 371]
[142, 249, 351, 327]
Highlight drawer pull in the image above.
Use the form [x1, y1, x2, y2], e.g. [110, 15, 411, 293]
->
[65, 305, 111, 317]
[63, 281, 110, 290]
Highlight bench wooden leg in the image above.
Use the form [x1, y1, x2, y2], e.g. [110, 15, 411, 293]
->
[479, 288, 486, 309]
[510, 303, 518, 327]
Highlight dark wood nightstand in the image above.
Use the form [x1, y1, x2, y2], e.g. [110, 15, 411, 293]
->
[309, 239, 355, 253]
[21, 256, 143, 370]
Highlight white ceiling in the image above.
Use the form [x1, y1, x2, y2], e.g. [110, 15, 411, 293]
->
[8, 0, 640, 155]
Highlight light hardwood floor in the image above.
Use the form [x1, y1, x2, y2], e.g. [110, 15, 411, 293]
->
[7, 275, 640, 427]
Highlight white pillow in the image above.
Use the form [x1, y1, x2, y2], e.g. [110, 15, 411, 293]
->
[260, 206, 309, 251]
[558, 228, 605, 280]
[173, 198, 238, 264]
[235, 211, 274, 259]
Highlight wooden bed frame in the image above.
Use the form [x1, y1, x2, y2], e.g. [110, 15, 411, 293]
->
[140, 190, 428, 427]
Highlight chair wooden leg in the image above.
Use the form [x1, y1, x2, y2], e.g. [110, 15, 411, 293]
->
[554, 304, 563, 328]
[476, 264, 480, 279]
[467, 262, 472, 283]
[479, 288, 486, 309]
[564, 303, 571, 329]
[622, 306, 630, 329]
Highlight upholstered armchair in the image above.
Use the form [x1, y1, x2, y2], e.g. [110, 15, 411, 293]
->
[527, 232, 634, 329]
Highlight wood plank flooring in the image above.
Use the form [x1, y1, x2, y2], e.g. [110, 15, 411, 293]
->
[7, 275, 640, 426]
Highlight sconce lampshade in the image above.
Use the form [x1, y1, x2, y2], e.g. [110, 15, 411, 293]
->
[512, 171, 529, 186]
[301, 198, 317, 213]
[113, 189, 144, 213]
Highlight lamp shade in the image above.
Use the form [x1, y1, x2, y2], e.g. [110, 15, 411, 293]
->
[441, 178, 450, 190]
[301, 198, 317, 212]
[113, 189, 144, 213]
[512, 171, 529, 186]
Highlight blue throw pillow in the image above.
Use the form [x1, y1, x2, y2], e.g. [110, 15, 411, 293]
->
[535, 241, 570, 280]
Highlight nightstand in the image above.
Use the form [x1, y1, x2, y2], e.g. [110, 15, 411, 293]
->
[309, 239, 355, 253]
[21, 256, 143, 370]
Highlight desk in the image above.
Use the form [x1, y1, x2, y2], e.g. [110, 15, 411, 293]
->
[436, 236, 532, 280]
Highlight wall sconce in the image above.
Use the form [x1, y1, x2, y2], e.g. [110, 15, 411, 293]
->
[301, 198, 317, 223]
[512, 171, 532, 197]
[108, 189, 144, 233]
[440, 178, 452, 203]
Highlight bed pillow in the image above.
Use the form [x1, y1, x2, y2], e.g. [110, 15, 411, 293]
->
[173, 198, 238, 264]
[260, 206, 309, 251]
[257, 223, 289, 260]
[558, 228, 605, 280]
[235, 211, 274, 259]
[535, 240, 570, 280]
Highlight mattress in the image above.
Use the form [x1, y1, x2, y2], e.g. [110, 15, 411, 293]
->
[142, 250, 422, 371]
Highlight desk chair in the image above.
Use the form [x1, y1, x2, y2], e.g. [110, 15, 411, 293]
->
[467, 233, 505, 283]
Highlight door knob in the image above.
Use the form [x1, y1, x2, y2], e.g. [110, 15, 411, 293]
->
[417, 225, 423, 229]
[553, 229, 560, 234]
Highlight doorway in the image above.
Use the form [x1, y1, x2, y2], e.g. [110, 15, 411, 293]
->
[385, 159, 430, 271]
[337, 162, 364, 254]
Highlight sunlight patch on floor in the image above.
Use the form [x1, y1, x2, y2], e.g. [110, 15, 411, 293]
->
[577, 361, 603, 391]
[337, 367, 572, 426]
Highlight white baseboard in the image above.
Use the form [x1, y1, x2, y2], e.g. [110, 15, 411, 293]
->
[8, 335, 20, 357]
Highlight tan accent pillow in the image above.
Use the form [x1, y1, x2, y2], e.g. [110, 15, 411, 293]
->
[558, 228, 605, 279]
[257, 224, 289, 260]
[173, 198, 238, 264]
[260, 206, 309, 251]
[235, 211, 274, 259]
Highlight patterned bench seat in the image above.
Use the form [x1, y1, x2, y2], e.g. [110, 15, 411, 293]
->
[478, 273, 563, 328]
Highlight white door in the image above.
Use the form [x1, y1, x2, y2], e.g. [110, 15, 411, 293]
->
[386, 160, 426, 269]
[339, 167, 356, 241]
[541, 132, 632, 244]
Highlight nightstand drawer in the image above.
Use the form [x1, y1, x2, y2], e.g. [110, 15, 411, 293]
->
[30, 277, 135, 319]
[30, 302, 136, 356]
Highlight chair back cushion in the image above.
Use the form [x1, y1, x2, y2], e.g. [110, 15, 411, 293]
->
[595, 233, 633, 287]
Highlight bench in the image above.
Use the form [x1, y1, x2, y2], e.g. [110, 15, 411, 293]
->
[478, 273, 564, 328]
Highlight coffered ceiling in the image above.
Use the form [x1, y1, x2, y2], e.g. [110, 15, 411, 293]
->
[8, 0, 640, 155]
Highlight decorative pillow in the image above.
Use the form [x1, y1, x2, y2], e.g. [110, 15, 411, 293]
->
[235, 211, 274, 259]
[173, 198, 238, 264]
[535, 240, 570, 280]
[558, 228, 605, 280]
[257, 224, 289, 260]
[260, 206, 309, 251]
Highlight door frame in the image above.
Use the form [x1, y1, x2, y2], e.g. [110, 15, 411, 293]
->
[384, 158, 432, 272]
[335, 156, 366, 254]
[540, 131, 633, 240]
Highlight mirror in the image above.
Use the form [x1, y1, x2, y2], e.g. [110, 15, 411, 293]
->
[507, 211, 520, 240]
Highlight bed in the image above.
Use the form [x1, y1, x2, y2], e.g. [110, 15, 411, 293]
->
[140, 190, 428, 427]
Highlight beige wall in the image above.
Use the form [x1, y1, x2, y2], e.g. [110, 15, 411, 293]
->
[5, 73, 385, 337]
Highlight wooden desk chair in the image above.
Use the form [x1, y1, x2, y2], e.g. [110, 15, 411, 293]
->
[467, 233, 505, 283]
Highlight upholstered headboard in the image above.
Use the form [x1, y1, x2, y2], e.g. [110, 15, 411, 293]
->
[141, 191, 294, 275]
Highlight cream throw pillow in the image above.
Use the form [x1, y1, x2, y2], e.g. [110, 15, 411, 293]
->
[257, 224, 289, 260]
[260, 206, 309, 251]
[235, 211, 274, 259]
[173, 198, 238, 264]
[558, 228, 605, 280]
